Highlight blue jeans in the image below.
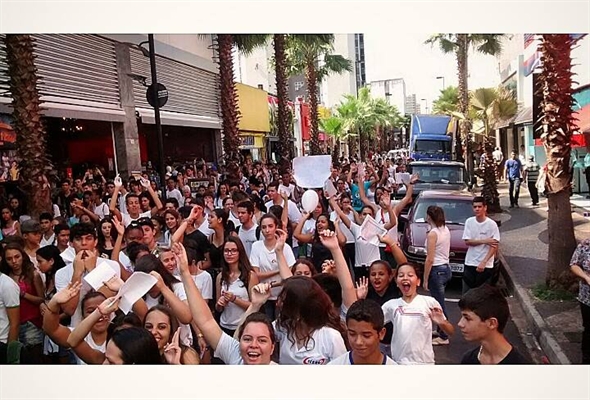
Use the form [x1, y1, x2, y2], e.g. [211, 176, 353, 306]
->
[509, 177, 521, 206]
[428, 264, 452, 340]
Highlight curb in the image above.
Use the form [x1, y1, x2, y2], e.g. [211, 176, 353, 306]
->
[498, 251, 572, 365]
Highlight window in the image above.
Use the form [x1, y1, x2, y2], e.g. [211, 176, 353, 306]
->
[412, 200, 472, 225]
[411, 165, 464, 184]
[414, 140, 451, 153]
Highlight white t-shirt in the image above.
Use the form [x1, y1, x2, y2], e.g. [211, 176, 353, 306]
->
[193, 272, 213, 300]
[166, 188, 184, 206]
[238, 223, 259, 257]
[144, 282, 192, 347]
[273, 323, 347, 365]
[382, 295, 444, 365]
[462, 217, 500, 269]
[197, 219, 213, 237]
[93, 202, 110, 220]
[349, 223, 381, 267]
[219, 277, 249, 330]
[68, 327, 107, 365]
[249, 240, 296, 300]
[41, 233, 56, 248]
[55, 259, 121, 327]
[213, 331, 278, 365]
[328, 351, 397, 365]
[330, 211, 355, 244]
[228, 211, 241, 229]
[426, 226, 451, 266]
[121, 211, 152, 227]
[374, 207, 397, 248]
[0, 273, 20, 343]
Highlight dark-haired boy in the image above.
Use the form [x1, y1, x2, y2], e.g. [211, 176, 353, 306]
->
[458, 284, 529, 364]
[39, 213, 55, 247]
[329, 299, 397, 364]
[462, 196, 500, 294]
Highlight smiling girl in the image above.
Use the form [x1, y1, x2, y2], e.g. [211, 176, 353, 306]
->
[381, 263, 454, 364]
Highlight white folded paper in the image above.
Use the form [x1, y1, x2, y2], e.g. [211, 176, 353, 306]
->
[117, 272, 158, 314]
[359, 215, 387, 246]
[324, 179, 338, 198]
[292, 155, 332, 188]
[395, 173, 411, 185]
[83, 262, 117, 291]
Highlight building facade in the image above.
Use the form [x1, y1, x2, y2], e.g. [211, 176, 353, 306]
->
[369, 78, 407, 115]
[405, 94, 421, 115]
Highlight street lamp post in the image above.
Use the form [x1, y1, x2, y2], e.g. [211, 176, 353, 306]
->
[143, 35, 167, 200]
[436, 76, 445, 90]
[421, 98, 429, 114]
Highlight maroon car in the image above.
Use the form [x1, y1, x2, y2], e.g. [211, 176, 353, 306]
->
[400, 190, 479, 277]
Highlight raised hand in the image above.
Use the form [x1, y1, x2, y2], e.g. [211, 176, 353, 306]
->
[172, 242, 189, 273]
[114, 174, 123, 188]
[163, 328, 182, 365]
[319, 229, 339, 251]
[139, 177, 151, 189]
[409, 173, 420, 185]
[53, 281, 82, 305]
[321, 259, 336, 275]
[429, 307, 446, 325]
[98, 296, 121, 316]
[149, 271, 165, 290]
[103, 276, 124, 293]
[356, 277, 369, 300]
[274, 229, 288, 252]
[112, 216, 125, 237]
[189, 205, 202, 222]
[250, 283, 272, 306]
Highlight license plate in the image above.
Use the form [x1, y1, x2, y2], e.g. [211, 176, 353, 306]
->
[450, 263, 464, 273]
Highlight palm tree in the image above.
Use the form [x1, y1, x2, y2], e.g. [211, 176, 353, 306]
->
[432, 86, 459, 115]
[469, 87, 517, 212]
[4, 35, 53, 218]
[538, 35, 578, 291]
[425, 34, 504, 186]
[320, 115, 355, 164]
[213, 34, 268, 178]
[273, 34, 291, 171]
[285, 35, 352, 155]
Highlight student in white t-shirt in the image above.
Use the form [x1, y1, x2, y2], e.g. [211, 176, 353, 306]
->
[249, 213, 296, 320]
[176, 242, 277, 365]
[329, 299, 396, 365]
[462, 196, 501, 294]
[0, 271, 20, 363]
[382, 263, 455, 364]
[245, 278, 347, 365]
[235, 200, 259, 258]
[109, 175, 163, 227]
[42, 284, 113, 364]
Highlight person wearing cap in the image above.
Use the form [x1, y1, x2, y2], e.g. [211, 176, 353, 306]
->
[21, 219, 42, 273]
[523, 155, 540, 207]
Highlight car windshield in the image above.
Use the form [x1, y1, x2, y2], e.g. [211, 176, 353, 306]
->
[412, 199, 473, 225]
[411, 165, 464, 184]
[414, 140, 451, 153]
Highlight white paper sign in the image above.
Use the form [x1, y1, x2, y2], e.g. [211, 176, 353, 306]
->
[359, 215, 387, 246]
[324, 179, 338, 198]
[117, 272, 158, 314]
[292, 155, 332, 188]
[83, 262, 117, 291]
[395, 173, 411, 185]
[60, 247, 76, 264]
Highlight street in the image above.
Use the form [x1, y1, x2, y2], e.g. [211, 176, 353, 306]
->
[431, 277, 530, 364]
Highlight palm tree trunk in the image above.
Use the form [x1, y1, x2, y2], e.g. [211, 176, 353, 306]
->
[306, 59, 321, 155]
[217, 34, 241, 179]
[540, 34, 578, 291]
[359, 129, 368, 161]
[348, 135, 358, 160]
[5, 35, 53, 218]
[457, 34, 474, 187]
[332, 140, 340, 165]
[274, 34, 291, 171]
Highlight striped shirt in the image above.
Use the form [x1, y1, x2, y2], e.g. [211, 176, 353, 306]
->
[524, 161, 540, 183]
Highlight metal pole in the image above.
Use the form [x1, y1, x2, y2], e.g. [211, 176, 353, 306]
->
[148, 34, 167, 200]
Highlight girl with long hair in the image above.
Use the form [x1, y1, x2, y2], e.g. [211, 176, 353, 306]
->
[423, 205, 452, 346]
[1, 206, 20, 237]
[162, 210, 181, 245]
[1, 244, 45, 362]
[97, 217, 118, 259]
[215, 183, 230, 208]
[215, 237, 259, 338]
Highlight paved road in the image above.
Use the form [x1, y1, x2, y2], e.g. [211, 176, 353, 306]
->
[431, 277, 531, 364]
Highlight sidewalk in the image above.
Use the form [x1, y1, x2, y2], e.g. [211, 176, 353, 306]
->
[491, 182, 588, 364]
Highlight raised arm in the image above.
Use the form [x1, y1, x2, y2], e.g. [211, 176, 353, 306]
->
[328, 196, 352, 230]
[140, 177, 164, 215]
[293, 212, 314, 244]
[175, 242, 224, 352]
[275, 229, 294, 280]
[319, 230, 357, 309]
[393, 175, 418, 216]
[171, 205, 202, 245]
[150, 271, 192, 324]
[109, 175, 123, 222]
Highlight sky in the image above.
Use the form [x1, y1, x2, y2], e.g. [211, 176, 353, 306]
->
[364, 32, 501, 113]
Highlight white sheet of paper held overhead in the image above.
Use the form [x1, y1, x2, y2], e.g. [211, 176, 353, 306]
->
[395, 173, 411, 185]
[359, 215, 387, 246]
[324, 179, 338, 198]
[292, 155, 332, 188]
[117, 272, 158, 314]
[83, 262, 117, 291]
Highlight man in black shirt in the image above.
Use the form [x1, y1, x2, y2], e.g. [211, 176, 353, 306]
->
[458, 284, 530, 364]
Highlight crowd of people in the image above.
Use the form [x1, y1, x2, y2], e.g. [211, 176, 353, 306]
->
[0, 155, 532, 365]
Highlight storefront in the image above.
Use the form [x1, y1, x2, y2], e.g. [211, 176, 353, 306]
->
[236, 83, 270, 161]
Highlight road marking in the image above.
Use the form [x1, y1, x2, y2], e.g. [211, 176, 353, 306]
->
[445, 298, 460, 303]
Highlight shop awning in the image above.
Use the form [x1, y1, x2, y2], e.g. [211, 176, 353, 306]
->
[136, 108, 221, 129]
[0, 96, 127, 123]
[514, 106, 533, 125]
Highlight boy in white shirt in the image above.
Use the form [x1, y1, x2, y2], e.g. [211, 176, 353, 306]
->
[0, 272, 20, 363]
[462, 196, 501, 294]
[329, 299, 396, 365]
